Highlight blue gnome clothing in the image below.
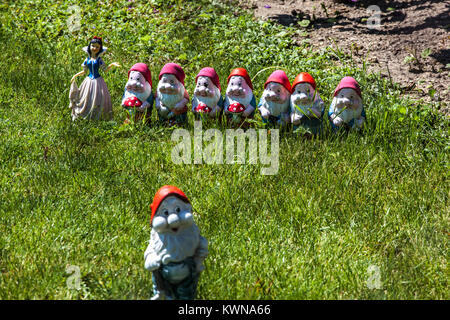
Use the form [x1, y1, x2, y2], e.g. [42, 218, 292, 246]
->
[152, 256, 200, 300]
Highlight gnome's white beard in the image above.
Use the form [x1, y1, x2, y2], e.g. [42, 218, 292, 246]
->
[150, 224, 200, 263]
[157, 86, 185, 109]
[124, 81, 152, 103]
[330, 97, 363, 124]
[291, 93, 315, 116]
[225, 92, 253, 108]
[193, 86, 221, 108]
[261, 94, 290, 117]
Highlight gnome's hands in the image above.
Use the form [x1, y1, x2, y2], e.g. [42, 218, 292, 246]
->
[144, 253, 161, 271]
[157, 104, 171, 118]
[173, 98, 188, 115]
[291, 112, 302, 125]
[332, 115, 344, 127]
[259, 106, 270, 119]
[242, 105, 255, 118]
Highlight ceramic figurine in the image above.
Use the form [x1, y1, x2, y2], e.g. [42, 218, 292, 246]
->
[69, 36, 120, 121]
[328, 76, 365, 131]
[223, 68, 256, 129]
[122, 63, 154, 125]
[192, 67, 224, 121]
[258, 70, 291, 128]
[290, 72, 325, 135]
[144, 185, 208, 300]
[155, 63, 189, 126]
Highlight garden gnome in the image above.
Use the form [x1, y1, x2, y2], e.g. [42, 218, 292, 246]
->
[224, 68, 256, 128]
[144, 186, 208, 300]
[258, 70, 291, 127]
[121, 63, 154, 125]
[192, 67, 224, 120]
[328, 76, 365, 131]
[290, 72, 325, 134]
[155, 63, 189, 126]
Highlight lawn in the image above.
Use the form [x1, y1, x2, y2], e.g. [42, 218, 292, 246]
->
[0, 0, 448, 299]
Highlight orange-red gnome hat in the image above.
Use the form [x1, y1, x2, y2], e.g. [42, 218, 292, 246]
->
[291, 72, 316, 93]
[227, 68, 253, 91]
[150, 185, 190, 223]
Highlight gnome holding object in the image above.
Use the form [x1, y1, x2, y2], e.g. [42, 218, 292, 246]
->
[144, 186, 208, 300]
[122, 63, 154, 125]
[328, 76, 365, 131]
[223, 68, 257, 128]
[290, 72, 325, 134]
[155, 63, 189, 126]
[192, 67, 224, 120]
[258, 70, 292, 127]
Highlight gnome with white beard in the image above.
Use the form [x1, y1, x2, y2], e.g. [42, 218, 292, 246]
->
[155, 63, 189, 126]
[192, 67, 223, 120]
[290, 72, 325, 134]
[144, 185, 208, 300]
[258, 70, 292, 128]
[224, 68, 256, 129]
[121, 63, 154, 125]
[328, 76, 365, 131]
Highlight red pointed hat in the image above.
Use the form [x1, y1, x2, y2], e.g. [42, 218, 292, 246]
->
[196, 67, 221, 91]
[227, 68, 253, 90]
[264, 70, 292, 93]
[128, 63, 152, 87]
[159, 63, 186, 86]
[334, 76, 361, 98]
[291, 72, 316, 92]
[150, 185, 190, 222]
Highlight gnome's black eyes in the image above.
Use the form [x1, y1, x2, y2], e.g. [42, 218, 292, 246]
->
[176, 207, 181, 213]
[163, 210, 169, 216]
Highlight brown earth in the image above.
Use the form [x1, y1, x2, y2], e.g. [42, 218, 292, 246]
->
[237, 0, 449, 114]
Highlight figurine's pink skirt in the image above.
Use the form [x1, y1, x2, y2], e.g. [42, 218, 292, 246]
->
[69, 77, 113, 120]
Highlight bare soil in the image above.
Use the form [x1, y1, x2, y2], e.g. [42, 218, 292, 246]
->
[237, 0, 449, 114]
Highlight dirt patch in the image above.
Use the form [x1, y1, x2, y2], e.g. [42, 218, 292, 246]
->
[238, 0, 449, 114]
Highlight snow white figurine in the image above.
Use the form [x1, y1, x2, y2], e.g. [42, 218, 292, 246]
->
[69, 36, 120, 120]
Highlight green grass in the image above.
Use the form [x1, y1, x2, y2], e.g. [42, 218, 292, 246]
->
[0, 0, 448, 299]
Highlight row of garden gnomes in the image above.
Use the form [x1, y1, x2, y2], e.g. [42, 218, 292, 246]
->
[69, 37, 365, 131]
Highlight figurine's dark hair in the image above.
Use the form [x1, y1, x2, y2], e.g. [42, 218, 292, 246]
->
[87, 37, 103, 58]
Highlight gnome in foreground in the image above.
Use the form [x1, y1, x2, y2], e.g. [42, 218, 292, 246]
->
[258, 70, 291, 128]
[192, 67, 224, 120]
[144, 186, 208, 300]
[155, 63, 189, 126]
[328, 76, 365, 131]
[223, 68, 256, 129]
[121, 63, 154, 125]
[290, 72, 325, 134]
